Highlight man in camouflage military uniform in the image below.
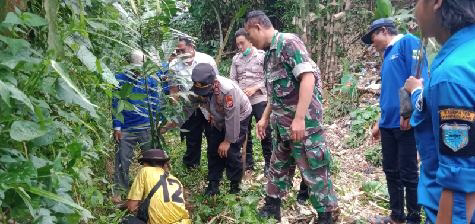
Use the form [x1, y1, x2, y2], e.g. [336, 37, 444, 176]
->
[190, 63, 252, 196]
[245, 11, 338, 223]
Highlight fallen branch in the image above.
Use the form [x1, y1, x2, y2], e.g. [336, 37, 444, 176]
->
[368, 201, 390, 212]
[206, 215, 220, 224]
[357, 87, 380, 95]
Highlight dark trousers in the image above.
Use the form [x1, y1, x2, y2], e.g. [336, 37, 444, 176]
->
[114, 130, 151, 193]
[181, 108, 209, 168]
[380, 128, 421, 223]
[246, 101, 272, 170]
[207, 116, 250, 182]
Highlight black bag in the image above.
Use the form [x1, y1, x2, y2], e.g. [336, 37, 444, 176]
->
[121, 173, 166, 224]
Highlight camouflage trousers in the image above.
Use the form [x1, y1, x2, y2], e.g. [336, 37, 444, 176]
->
[266, 129, 338, 212]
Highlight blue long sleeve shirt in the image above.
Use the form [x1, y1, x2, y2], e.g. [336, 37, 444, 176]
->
[379, 34, 428, 128]
[410, 24, 475, 224]
[112, 70, 161, 132]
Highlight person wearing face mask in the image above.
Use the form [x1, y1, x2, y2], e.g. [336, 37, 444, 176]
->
[404, 0, 475, 223]
[190, 63, 252, 196]
[168, 37, 219, 170]
[230, 28, 272, 174]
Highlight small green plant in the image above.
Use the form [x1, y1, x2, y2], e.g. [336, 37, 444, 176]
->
[362, 180, 389, 209]
[330, 156, 341, 175]
[345, 105, 380, 148]
[325, 59, 359, 123]
[364, 145, 383, 167]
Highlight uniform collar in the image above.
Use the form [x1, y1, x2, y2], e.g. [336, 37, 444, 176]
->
[269, 31, 280, 50]
[388, 34, 404, 47]
[383, 34, 404, 58]
[431, 24, 475, 71]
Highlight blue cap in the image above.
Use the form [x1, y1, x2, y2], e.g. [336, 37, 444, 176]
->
[362, 18, 396, 44]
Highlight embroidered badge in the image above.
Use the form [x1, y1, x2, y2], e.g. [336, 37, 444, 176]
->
[439, 107, 475, 156]
[225, 95, 233, 108]
[440, 108, 475, 122]
[441, 124, 470, 152]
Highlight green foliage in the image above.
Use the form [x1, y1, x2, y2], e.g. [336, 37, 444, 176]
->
[330, 156, 341, 175]
[373, 0, 393, 19]
[218, 58, 232, 77]
[362, 180, 387, 197]
[362, 180, 389, 209]
[364, 145, 382, 167]
[325, 60, 359, 123]
[345, 105, 380, 148]
[0, 0, 179, 222]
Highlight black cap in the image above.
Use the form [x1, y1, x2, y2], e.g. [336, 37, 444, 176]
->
[138, 149, 170, 163]
[191, 63, 216, 96]
[362, 18, 396, 44]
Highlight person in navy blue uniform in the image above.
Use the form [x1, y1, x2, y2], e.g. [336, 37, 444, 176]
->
[362, 18, 425, 224]
[405, 0, 475, 223]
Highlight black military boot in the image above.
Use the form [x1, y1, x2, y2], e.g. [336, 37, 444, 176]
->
[229, 181, 240, 194]
[204, 181, 220, 196]
[258, 196, 281, 221]
[317, 212, 334, 224]
[297, 181, 309, 205]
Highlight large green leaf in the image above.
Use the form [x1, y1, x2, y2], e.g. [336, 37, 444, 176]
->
[56, 79, 98, 117]
[0, 81, 11, 106]
[374, 0, 393, 19]
[22, 12, 48, 27]
[75, 45, 118, 86]
[128, 93, 146, 100]
[0, 35, 31, 54]
[51, 60, 98, 117]
[3, 12, 23, 25]
[25, 186, 93, 219]
[10, 120, 47, 142]
[14, 187, 35, 217]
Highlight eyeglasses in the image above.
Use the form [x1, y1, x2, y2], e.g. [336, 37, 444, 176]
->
[193, 82, 211, 89]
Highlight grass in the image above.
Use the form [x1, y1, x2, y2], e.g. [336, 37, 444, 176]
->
[160, 121, 278, 223]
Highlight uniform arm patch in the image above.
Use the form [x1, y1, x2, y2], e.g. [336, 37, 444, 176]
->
[225, 95, 233, 108]
[439, 107, 475, 156]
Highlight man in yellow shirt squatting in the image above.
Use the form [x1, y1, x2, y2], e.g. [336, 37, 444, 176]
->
[126, 149, 191, 224]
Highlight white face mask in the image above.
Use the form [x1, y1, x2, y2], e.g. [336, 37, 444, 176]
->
[178, 52, 194, 63]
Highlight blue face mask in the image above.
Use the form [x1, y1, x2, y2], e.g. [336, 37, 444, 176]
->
[242, 47, 251, 57]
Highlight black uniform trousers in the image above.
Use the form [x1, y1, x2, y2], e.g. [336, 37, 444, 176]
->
[380, 128, 421, 223]
[207, 115, 250, 182]
[246, 101, 272, 170]
[181, 108, 209, 168]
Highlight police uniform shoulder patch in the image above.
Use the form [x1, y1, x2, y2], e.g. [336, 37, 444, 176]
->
[225, 95, 233, 108]
[439, 107, 475, 156]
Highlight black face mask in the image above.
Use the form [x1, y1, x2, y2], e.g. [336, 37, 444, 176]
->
[205, 91, 213, 97]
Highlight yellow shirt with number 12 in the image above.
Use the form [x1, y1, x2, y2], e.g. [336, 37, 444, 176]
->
[128, 167, 191, 224]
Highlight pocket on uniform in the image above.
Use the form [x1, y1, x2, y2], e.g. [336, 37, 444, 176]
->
[250, 64, 263, 73]
[303, 134, 330, 169]
[269, 69, 296, 98]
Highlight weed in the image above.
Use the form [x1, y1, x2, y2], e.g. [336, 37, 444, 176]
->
[364, 145, 383, 167]
[345, 105, 380, 148]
